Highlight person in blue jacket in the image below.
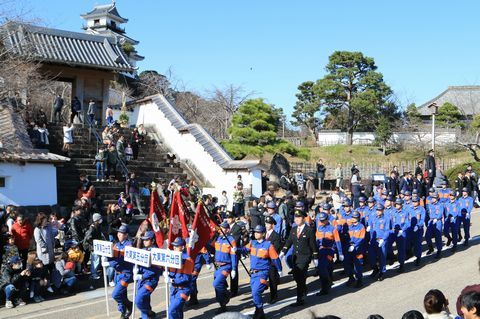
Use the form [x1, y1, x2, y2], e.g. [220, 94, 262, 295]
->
[391, 199, 410, 273]
[369, 203, 391, 281]
[345, 211, 366, 288]
[168, 237, 194, 319]
[101, 224, 133, 319]
[444, 191, 461, 252]
[425, 192, 444, 259]
[213, 221, 237, 314]
[134, 231, 163, 319]
[458, 187, 474, 246]
[241, 225, 282, 319]
[407, 196, 426, 267]
[186, 246, 212, 306]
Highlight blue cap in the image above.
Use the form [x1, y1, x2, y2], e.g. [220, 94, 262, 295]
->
[404, 191, 411, 196]
[171, 237, 186, 247]
[220, 221, 230, 228]
[449, 190, 456, 196]
[266, 201, 276, 209]
[412, 189, 418, 194]
[376, 203, 385, 210]
[254, 225, 266, 233]
[400, 189, 405, 195]
[412, 197, 420, 203]
[141, 231, 155, 240]
[343, 199, 352, 207]
[367, 197, 376, 203]
[462, 187, 468, 192]
[359, 197, 366, 202]
[386, 196, 394, 201]
[118, 224, 129, 234]
[322, 203, 331, 210]
[381, 190, 388, 196]
[295, 201, 305, 208]
[8, 256, 21, 264]
[395, 198, 404, 205]
[318, 212, 328, 221]
[352, 211, 361, 219]
[429, 187, 435, 193]
[431, 192, 439, 198]
[440, 180, 447, 185]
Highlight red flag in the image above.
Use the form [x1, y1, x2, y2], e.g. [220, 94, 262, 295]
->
[167, 191, 189, 249]
[187, 202, 217, 260]
[148, 188, 166, 248]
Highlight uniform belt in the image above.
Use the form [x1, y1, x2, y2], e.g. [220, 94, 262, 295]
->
[172, 284, 186, 289]
[250, 269, 267, 274]
[319, 246, 334, 250]
[215, 262, 230, 267]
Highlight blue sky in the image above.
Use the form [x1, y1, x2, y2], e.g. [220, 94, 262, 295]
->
[23, 1, 480, 118]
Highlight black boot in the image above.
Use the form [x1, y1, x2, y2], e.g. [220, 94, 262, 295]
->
[215, 305, 227, 315]
[452, 245, 457, 253]
[187, 293, 199, 306]
[464, 239, 469, 247]
[354, 278, 363, 288]
[253, 307, 266, 319]
[123, 301, 133, 318]
[147, 310, 156, 319]
[446, 237, 452, 247]
[426, 245, 434, 255]
[370, 266, 379, 278]
[346, 275, 355, 287]
[396, 264, 405, 273]
[415, 258, 421, 267]
[435, 251, 442, 259]
[377, 273, 384, 281]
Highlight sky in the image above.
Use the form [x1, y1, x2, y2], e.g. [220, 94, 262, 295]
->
[17, 0, 480, 119]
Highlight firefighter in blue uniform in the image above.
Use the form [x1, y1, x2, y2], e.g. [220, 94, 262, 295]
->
[444, 191, 460, 252]
[425, 192, 444, 259]
[345, 211, 366, 288]
[438, 181, 450, 203]
[403, 191, 413, 211]
[134, 231, 163, 319]
[356, 197, 367, 221]
[213, 221, 237, 314]
[391, 199, 410, 273]
[458, 187, 474, 246]
[187, 246, 212, 306]
[407, 196, 426, 266]
[241, 225, 282, 319]
[315, 212, 343, 295]
[101, 224, 133, 319]
[383, 196, 396, 265]
[168, 237, 194, 319]
[369, 203, 391, 281]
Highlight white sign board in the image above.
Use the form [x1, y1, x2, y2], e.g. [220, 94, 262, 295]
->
[151, 248, 183, 269]
[124, 246, 151, 267]
[93, 240, 114, 257]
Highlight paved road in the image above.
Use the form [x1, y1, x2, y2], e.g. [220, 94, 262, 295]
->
[2, 211, 479, 319]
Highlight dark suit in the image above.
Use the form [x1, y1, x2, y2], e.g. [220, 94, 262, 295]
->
[266, 230, 282, 301]
[282, 224, 318, 303]
[455, 177, 465, 198]
[425, 155, 436, 188]
[230, 222, 243, 295]
[413, 178, 426, 198]
[385, 177, 399, 197]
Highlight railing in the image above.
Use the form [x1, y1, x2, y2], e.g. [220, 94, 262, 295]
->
[86, 116, 129, 179]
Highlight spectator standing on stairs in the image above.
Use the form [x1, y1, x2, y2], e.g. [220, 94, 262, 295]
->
[87, 99, 96, 125]
[70, 96, 82, 124]
[131, 128, 141, 160]
[105, 106, 114, 127]
[106, 145, 118, 181]
[116, 136, 126, 163]
[94, 148, 105, 182]
[126, 173, 144, 215]
[53, 94, 64, 123]
[62, 123, 74, 154]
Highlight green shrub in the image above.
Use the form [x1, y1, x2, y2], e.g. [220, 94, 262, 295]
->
[444, 161, 480, 184]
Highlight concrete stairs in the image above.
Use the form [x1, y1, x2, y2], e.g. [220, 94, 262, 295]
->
[47, 124, 189, 208]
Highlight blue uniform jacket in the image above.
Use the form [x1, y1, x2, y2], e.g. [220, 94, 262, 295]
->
[108, 239, 133, 273]
[444, 200, 460, 220]
[315, 223, 342, 253]
[408, 205, 426, 228]
[371, 214, 391, 241]
[242, 240, 281, 272]
[458, 196, 474, 214]
[428, 202, 444, 225]
[214, 235, 238, 269]
[138, 246, 163, 281]
[169, 252, 194, 288]
[392, 209, 410, 237]
[348, 222, 365, 251]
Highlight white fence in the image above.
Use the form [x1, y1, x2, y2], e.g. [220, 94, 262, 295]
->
[317, 130, 458, 146]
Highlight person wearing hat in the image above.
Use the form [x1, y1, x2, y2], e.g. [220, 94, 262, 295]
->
[225, 211, 243, 297]
[458, 187, 474, 247]
[425, 149, 436, 189]
[455, 171, 466, 198]
[265, 216, 281, 304]
[356, 197, 367, 222]
[444, 191, 461, 252]
[413, 172, 426, 201]
[134, 231, 163, 319]
[0, 255, 29, 308]
[438, 180, 451, 204]
[425, 187, 436, 212]
[241, 225, 281, 319]
[400, 171, 413, 194]
[337, 200, 354, 255]
[425, 192, 444, 259]
[385, 171, 399, 198]
[363, 197, 377, 231]
[314, 211, 343, 295]
[101, 224, 133, 319]
[391, 199, 409, 273]
[213, 221, 238, 314]
[344, 210, 365, 288]
[407, 196, 426, 266]
[265, 201, 284, 239]
[168, 237, 194, 319]
[280, 210, 318, 307]
[83, 213, 106, 282]
[403, 191, 413, 211]
[368, 203, 391, 281]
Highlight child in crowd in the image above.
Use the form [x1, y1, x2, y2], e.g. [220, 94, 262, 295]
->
[219, 190, 228, 214]
[27, 252, 49, 302]
[0, 256, 30, 308]
[2, 234, 19, 266]
[94, 148, 105, 182]
[52, 252, 77, 295]
[66, 240, 85, 274]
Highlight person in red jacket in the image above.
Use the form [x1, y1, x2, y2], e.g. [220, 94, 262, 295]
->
[10, 214, 33, 266]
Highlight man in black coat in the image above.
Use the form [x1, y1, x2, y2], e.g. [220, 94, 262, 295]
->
[226, 211, 244, 296]
[265, 216, 282, 303]
[280, 210, 318, 307]
[415, 161, 424, 177]
[385, 171, 399, 197]
[413, 173, 426, 199]
[455, 172, 466, 198]
[316, 160, 326, 192]
[425, 149, 436, 189]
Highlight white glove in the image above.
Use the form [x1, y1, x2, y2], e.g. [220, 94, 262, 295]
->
[450, 217, 454, 223]
[413, 225, 419, 232]
[338, 254, 345, 262]
[279, 252, 285, 260]
[134, 274, 142, 281]
[313, 259, 319, 267]
[467, 213, 470, 219]
[101, 256, 108, 263]
[231, 247, 237, 253]
[231, 270, 237, 279]
[348, 245, 354, 252]
[206, 263, 212, 270]
[278, 270, 282, 278]
[433, 219, 438, 223]
[366, 226, 371, 232]
[133, 265, 139, 276]
[397, 230, 403, 237]
[101, 261, 110, 268]
[378, 239, 385, 247]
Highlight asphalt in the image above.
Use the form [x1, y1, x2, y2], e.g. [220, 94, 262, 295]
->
[1, 210, 479, 319]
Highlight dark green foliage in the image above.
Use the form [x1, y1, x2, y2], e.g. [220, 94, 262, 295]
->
[436, 102, 465, 129]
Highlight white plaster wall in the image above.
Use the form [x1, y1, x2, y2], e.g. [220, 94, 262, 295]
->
[0, 163, 57, 206]
[318, 131, 457, 146]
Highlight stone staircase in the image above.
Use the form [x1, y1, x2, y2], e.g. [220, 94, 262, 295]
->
[47, 124, 189, 209]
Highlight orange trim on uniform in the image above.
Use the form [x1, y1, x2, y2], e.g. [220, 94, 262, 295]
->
[268, 245, 279, 258]
[260, 278, 268, 285]
[120, 280, 128, 287]
[221, 270, 230, 277]
[180, 293, 189, 301]
[145, 285, 154, 292]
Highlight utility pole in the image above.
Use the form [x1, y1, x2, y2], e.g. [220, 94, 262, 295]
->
[428, 102, 438, 152]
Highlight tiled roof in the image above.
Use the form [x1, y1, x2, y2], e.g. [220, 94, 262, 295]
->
[81, 3, 128, 23]
[1, 22, 134, 72]
[0, 104, 69, 163]
[418, 86, 480, 116]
